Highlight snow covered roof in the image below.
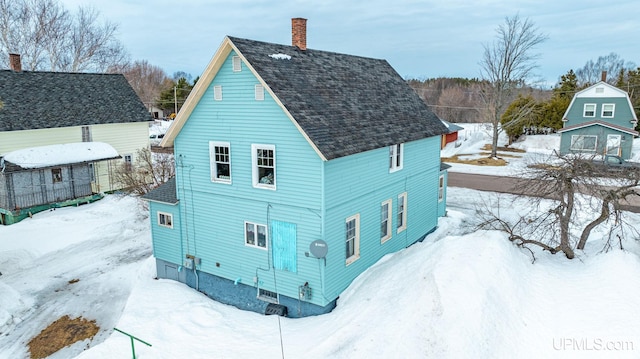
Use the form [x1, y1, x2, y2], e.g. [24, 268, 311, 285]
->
[1, 142, 120, 169]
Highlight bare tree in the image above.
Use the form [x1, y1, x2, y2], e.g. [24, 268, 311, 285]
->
[477, 153, 640, 259]
[114, 60, 170, 109]
[0, 0, 127, 72]
[479, 14, 547, 158]
[113, 148, 175, 196]
[575, 52, 635, 86]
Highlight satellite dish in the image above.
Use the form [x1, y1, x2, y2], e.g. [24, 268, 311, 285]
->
[309, 240, 328, 259]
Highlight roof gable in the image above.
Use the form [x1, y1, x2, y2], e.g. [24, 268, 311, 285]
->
[0, 71, 152, 131]
[163, 36, 448, 160]
[562, 81, 637, 122]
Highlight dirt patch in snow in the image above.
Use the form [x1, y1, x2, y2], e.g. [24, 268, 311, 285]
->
[28, 315, 99, 359]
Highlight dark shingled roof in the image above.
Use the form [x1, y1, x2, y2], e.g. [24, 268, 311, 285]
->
[0, 70, 152, 131]
[229, 37, 448, 160]
[141, 177, 178, 204]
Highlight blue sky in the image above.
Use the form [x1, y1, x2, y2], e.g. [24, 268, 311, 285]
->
[60, 0, 639, 87]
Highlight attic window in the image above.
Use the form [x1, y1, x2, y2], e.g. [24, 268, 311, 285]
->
[389, 144, 404, 172]
[232, 56, 242, 72]
[214, 85, 222, 101]
[596, 87, 604, 93]
[255, 84, 264, 101]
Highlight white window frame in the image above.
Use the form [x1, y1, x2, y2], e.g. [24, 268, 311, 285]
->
[232, 56, 242, 72]
[438, 175, 445, 202]
[157, 212, 173, 228]
[345, 214, 360, 265]
[251, 144, 276, 190]
[255, 84, 265, 101]
[245, 221, 268, 250]
[81, 126, 92, 142]
[570, 135, 598, 152]
[124, 154, 133, 171]
[583, 103, 596, 117]
[380, 199, 392, 243]
[601, 103, 615, 118]
[214, 85, 222, 101]
[389, 143, 404, 172]
[397, 192, 407, 233]
[209, 141, 231, 184]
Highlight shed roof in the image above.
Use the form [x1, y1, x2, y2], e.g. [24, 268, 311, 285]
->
[1, 142, 120, 171]
[0, 70, 152, 131]
[141, 177, 178, 205]
[163, 36, 448, 160]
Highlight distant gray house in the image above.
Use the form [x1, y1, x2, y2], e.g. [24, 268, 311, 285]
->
[558, 80, 638, 159]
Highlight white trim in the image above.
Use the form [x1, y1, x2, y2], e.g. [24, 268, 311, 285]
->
[438, 175, 445, 202]
[345, 213, 360, 265]
[601, 103, 615, 118]
[389, 143, 404, 173]
[213, 85, 222, 101]
[570, 135, 597, 152]
[255, 84, 264, 101]
[380, 199, 392, 243]
[251, 144, 276, 190]
[244, 221, 268, 250]
[397, 192, 407, 233]
[583, 103, 596, 117]
[157, 211, 174, 229]
[232, 56, 241, 72]
[209, 141, 231, 184]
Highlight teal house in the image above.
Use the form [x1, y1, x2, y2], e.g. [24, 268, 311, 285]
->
[558, 80, 638, 159]
[143, 19, 449, 317]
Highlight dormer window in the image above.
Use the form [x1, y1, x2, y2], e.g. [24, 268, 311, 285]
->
[389, 144, 404, 172]
[602, 104, 615, 118]
[232, 56, 242, 72]
[583, 104, 596, 117]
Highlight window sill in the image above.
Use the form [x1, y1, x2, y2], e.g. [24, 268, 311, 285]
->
[345, 255, 360, 266]
[397, 226, 406, 234]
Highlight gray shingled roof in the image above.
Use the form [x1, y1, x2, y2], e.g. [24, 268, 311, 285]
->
[229, 37, 448, 160]
[141, 177, 178, 204]
[0, 70, 152, 131]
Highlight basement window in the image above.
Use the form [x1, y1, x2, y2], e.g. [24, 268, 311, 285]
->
[258, 288, 278, 303]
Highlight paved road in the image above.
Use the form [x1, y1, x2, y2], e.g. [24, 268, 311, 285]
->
[448, 172, 640, 213]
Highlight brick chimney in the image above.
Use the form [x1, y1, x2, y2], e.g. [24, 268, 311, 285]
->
[292, 18, 307, 50]
[601, 71, 607, 82]
[9, 53, 21, 72]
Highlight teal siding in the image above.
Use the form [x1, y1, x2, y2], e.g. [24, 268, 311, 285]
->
[149, 202, 182, 265]
[564, 97, 636, 129]
[158, 50, 445, 309]
[171, 51, 327, 306]
[322, 136, 441, 300]
[559, 126, 634, 159]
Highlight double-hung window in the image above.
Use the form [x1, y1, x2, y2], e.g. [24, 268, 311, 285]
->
[345, 214, 360, 265]
[210, 141, 231, 183]
[380, 199, 392, 243]
[397, 192, 407, 233]
[438, 175, 445, 202]
[245, 221, 267, 249]
[602, 104, 615, 118]
[252, 144, 276, 189]
[389, 144, 404, 172]
[583, 104, 596, 117]
[158, 212, 173, 228]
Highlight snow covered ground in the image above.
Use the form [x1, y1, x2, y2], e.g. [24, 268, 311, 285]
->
[2, 127, 640, 358]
